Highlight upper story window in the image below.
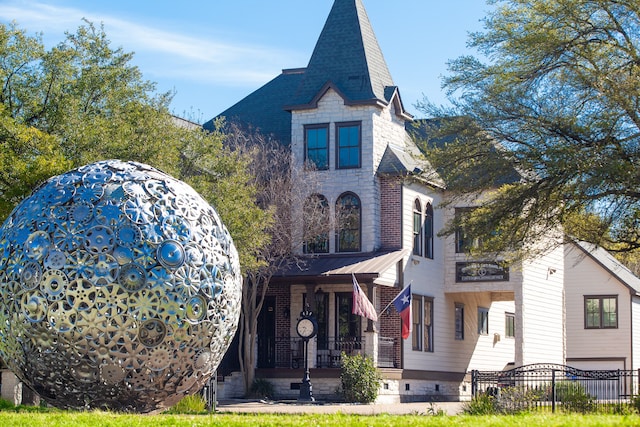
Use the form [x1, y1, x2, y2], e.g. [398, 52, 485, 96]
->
[413, 199, 423, 256]
[455, 207, 481, 253]
[585, 295, 618, 329]
[336, 122, 361, 169]
[305, 124, 329, 170]
[336, 192, 361, 252]
[424, 203, 434, 259]
[303, 194, 329, 254]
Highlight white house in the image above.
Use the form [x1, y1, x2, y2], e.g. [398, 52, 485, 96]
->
[202, 0, 638, 403]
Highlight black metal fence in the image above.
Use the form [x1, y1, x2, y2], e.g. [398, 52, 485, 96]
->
[471, 364, 639, 413]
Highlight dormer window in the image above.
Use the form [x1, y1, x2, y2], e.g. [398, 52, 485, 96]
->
[305, 124, 329, 170]
[336, 122, 361, 169]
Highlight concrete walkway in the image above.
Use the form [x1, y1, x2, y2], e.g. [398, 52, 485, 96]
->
[215, 399, 465, 415]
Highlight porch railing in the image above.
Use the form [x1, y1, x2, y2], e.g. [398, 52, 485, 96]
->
[272, 337, 365, 369]
[378, 336, 399, 368]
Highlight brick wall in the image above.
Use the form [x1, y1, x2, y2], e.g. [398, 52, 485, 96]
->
[379, 286, 402, 368]
[380, 176, 402, 250]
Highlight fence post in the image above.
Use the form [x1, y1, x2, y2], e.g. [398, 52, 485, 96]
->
[551, 370, 556, 413]
[471, 370, 478, 397]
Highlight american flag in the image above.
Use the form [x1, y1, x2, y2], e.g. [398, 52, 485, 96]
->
[352, 273, 378, 321]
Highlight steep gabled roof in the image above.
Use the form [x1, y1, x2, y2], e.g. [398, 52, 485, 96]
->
[285, 0, 406, 114]
[204, 0, 412, 141]
[570, 240, 640, 295]
[202, 69, 304, 146]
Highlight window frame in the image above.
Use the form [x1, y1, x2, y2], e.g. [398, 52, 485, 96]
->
[478, 307, 489, 335]
[455, 207, 480, 253]
[424, 203, 434, 259]
[413, 199, 423, 256]
[336, 121, 361, 169]
[303, 194, 330, 254]
[304, 123, 330, 170]
[505, 312, 515, 338]
[411, 295, 434, 352]
[455, 303, 464, 340]
[335, 192, 361, 253]
[584, 295, 618, 329]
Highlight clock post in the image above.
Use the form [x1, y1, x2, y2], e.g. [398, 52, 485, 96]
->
[296, 310, 317, 403]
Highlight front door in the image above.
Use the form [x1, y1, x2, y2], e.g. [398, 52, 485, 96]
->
[257, 297, 276, 368]
[335, 292, 362, 353]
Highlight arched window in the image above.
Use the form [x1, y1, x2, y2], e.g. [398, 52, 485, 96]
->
[335, 193, 361, 252]
[413, 199, 423, 256]
[424, 203, 434, 259]
[303, 194, 329, 254]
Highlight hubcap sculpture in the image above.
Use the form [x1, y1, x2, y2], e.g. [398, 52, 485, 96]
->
[0, 160, 242, 412]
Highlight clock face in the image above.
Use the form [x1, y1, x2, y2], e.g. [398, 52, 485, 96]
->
[296, 317, 316, 338]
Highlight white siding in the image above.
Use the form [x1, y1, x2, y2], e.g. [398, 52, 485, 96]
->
[633, 296, 640, 372]
[565, 244, 632, 370]
[518, 245, 565, 365]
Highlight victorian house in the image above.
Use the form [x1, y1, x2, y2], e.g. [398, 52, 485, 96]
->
[202, 0, 640, 402]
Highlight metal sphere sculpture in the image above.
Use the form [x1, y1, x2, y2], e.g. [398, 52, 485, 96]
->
[0, 160, 242, 412]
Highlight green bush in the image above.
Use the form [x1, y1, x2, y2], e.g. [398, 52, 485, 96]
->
[553, 381, 595, 413]
[462, 393, 497, 415]
[339, 352, 381, 404]
[494, 386, 545, 414]
[166, 394, 207, 414]
[248, 378, 275, 400]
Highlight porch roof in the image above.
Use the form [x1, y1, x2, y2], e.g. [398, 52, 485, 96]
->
[273, 249, 408, 285]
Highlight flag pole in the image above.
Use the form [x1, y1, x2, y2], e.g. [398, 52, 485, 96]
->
[380, 281, 412, 315]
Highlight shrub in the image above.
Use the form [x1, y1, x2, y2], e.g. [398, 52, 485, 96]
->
[462, 393, 496, 415]
[553, 381, 595, 413]
[248, 378, 275, 400]
[494, 386, 544, 414]
[339, 352, 381, 404]
[632, 394, 640, 413]
[167, 394, 207, 414]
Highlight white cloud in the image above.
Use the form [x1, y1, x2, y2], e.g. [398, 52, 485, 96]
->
[0, 1, 298, 86]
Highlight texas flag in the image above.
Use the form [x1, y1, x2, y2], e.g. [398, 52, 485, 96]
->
[391, 285, 412, 339]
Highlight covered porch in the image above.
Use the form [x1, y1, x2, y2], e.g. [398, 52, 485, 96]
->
[259, 250, 408, 371]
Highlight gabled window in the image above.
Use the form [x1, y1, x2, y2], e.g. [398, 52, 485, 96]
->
[303, 194, 329, 254]
[336, 122, 361, 169]
[305, 124, 329, 170]
[413, 199, 423, 256]
[424, 203, 434, 259]
[585, 295, 618, 329]
[336, 192, 361, 252]
[412, 295, 433, 352]
[478, 307, 489, 335]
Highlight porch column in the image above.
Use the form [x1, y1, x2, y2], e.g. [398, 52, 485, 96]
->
[365, 282, 378, 366]
[366, 282, 376, 333]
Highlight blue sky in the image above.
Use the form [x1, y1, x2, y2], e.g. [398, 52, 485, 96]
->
[0, 0, 492, 124]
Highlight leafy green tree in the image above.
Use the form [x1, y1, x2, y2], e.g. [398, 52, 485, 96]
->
[0, 18, 276, 290]
[416, 0, 640, 257]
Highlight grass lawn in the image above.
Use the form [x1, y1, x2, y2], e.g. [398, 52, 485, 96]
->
[1, 412, 640, 426]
